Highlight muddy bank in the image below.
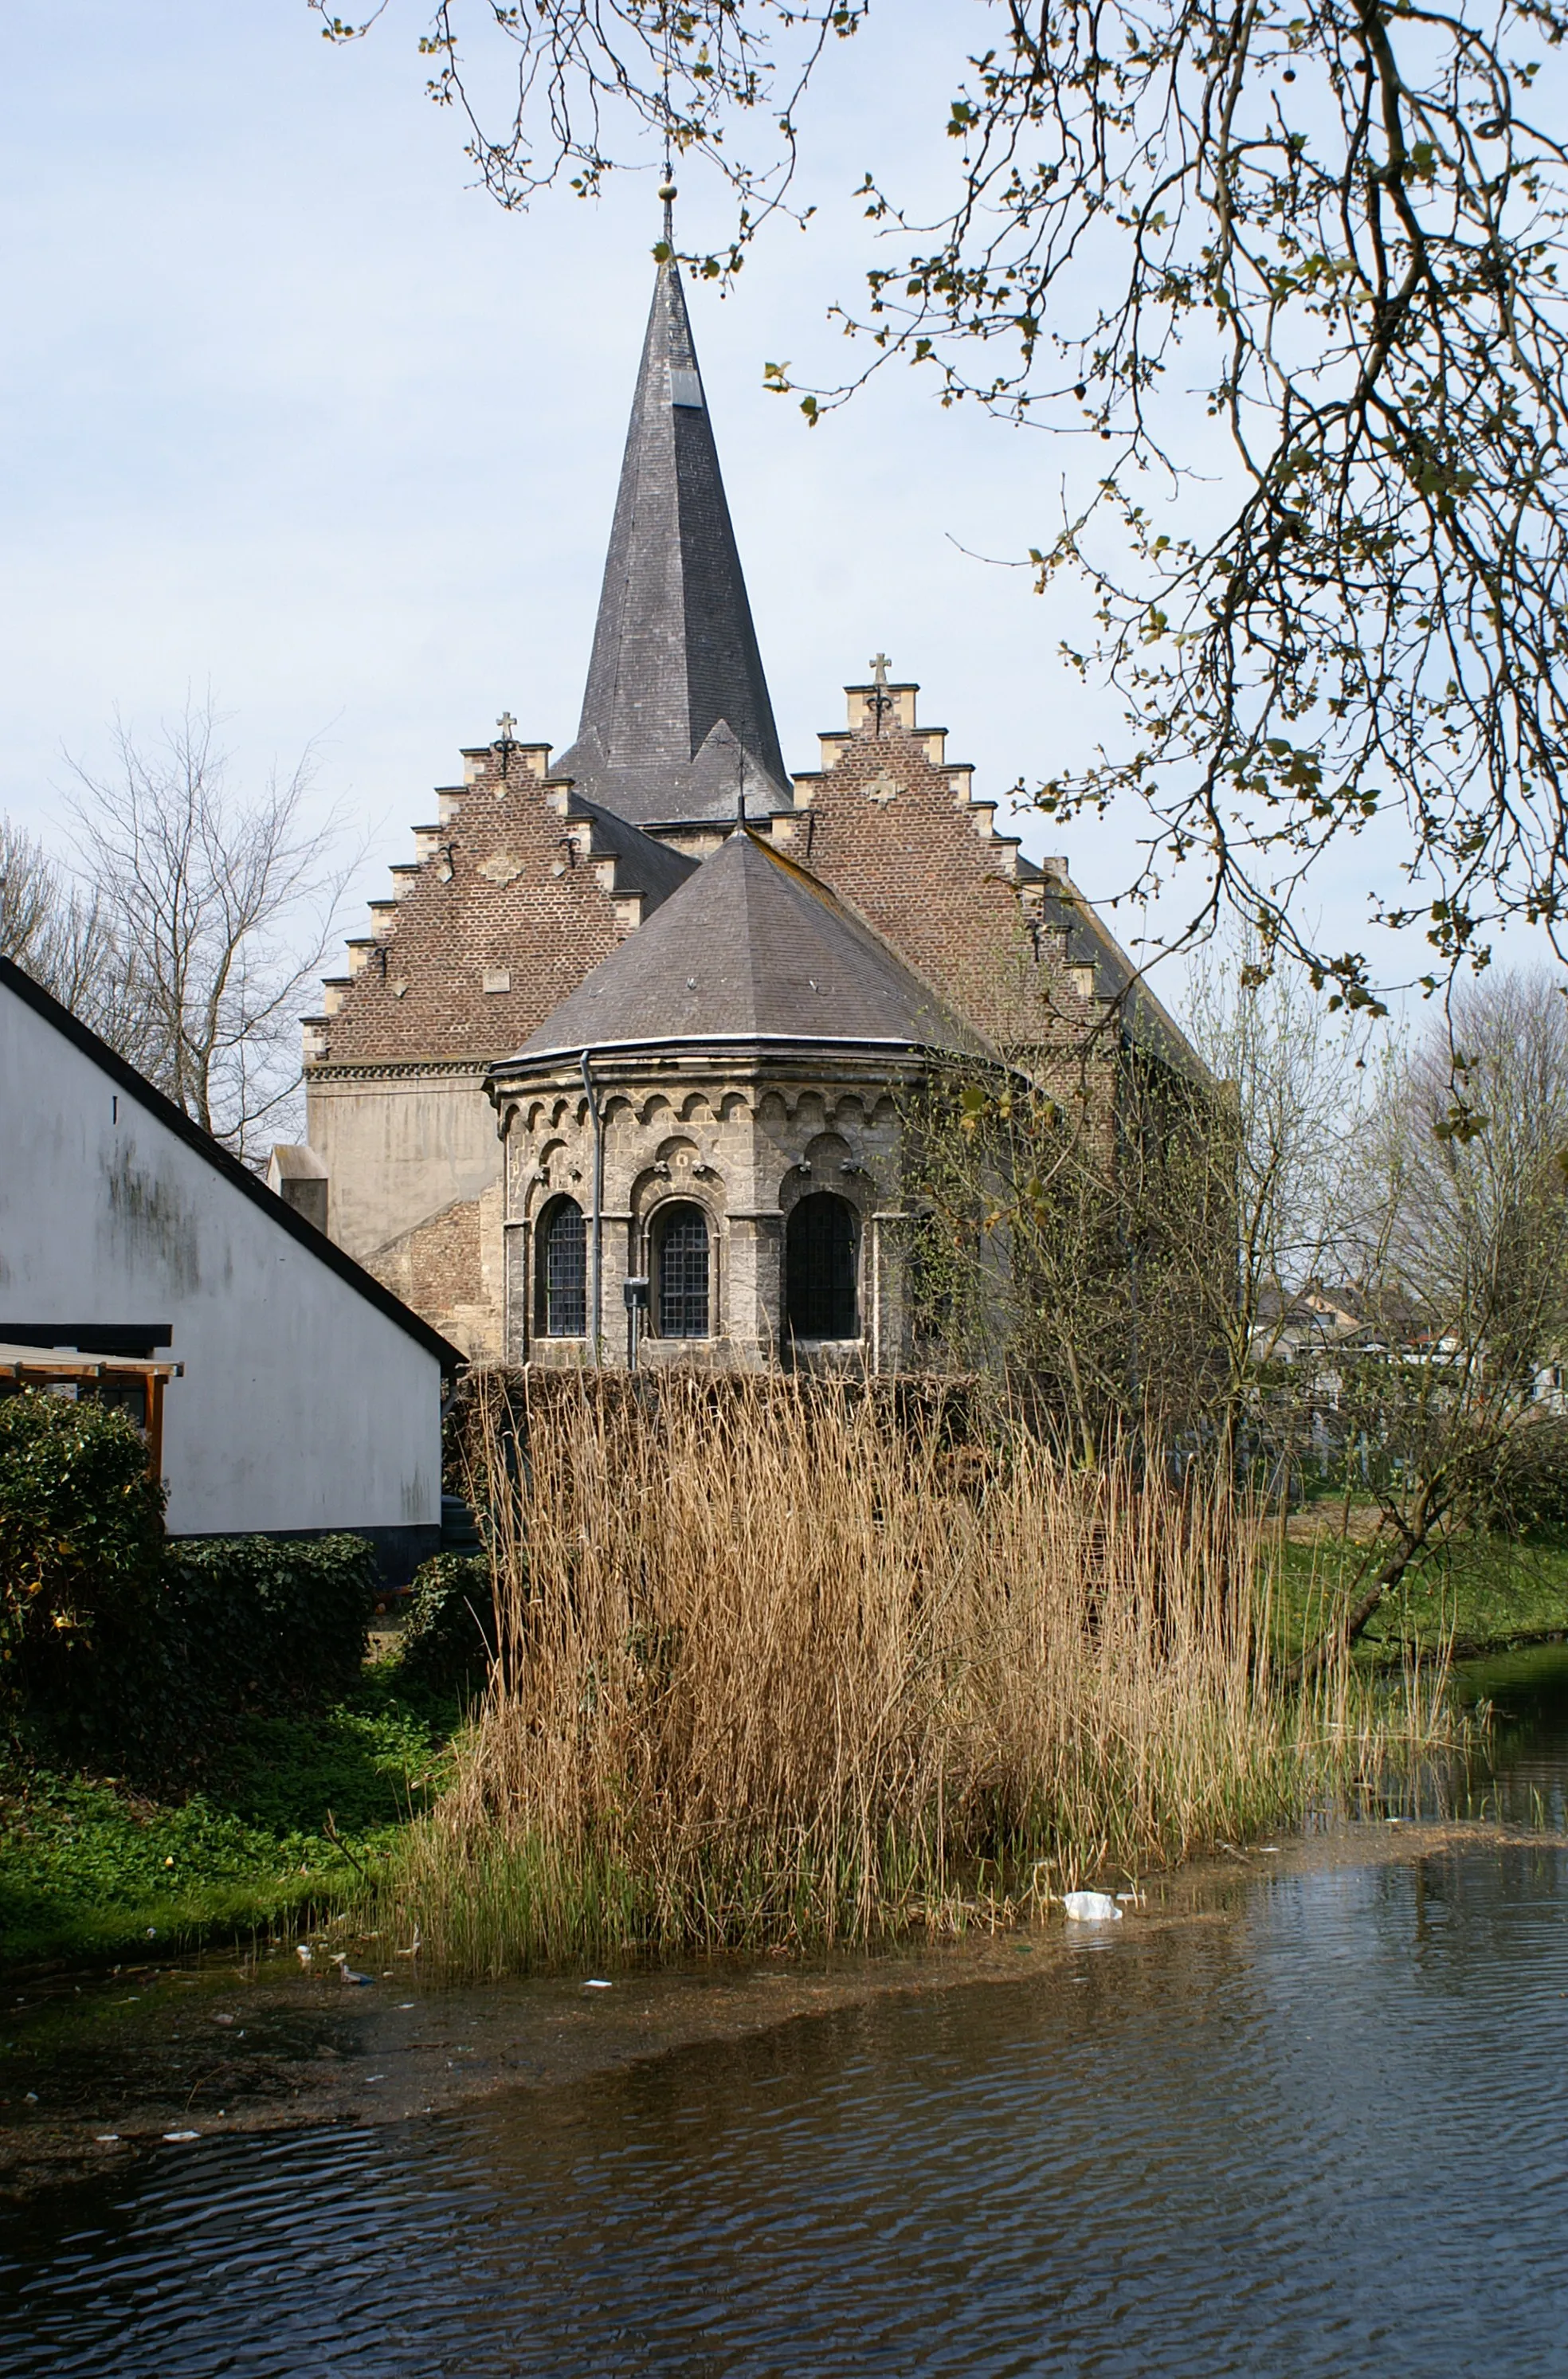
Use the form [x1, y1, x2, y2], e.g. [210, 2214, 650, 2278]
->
[0, 1813, 1537, 2201]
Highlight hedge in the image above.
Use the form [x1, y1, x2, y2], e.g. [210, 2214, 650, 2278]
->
[397, 1552, 496, 1698]
[0, 1391, 375, 1771]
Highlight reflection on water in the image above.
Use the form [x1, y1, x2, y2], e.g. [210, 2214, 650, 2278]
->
[5, 1656, 1568, 2377]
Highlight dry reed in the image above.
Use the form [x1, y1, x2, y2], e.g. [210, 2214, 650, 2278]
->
[379, 1374, 1449, 1977]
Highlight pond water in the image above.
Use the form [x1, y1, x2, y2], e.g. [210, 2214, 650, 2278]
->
[4, 1648, 1568, 2377]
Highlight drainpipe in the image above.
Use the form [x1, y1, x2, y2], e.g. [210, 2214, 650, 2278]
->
[581, 1048, 603, 1367]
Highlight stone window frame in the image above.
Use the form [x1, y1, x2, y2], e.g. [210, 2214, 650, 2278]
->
[637, 1190, 721, 1345]
[535, 1192, 588, 1341]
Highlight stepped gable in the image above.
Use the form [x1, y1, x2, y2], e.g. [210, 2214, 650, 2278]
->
[515, 825, 983, 1061]
[774, 672, 1191, 1068]
[304, 739, 696, 1068]
[551, 256, 790, 831]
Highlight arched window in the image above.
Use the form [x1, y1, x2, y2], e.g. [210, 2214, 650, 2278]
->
[786, 1193, 859, 1340]
[655, 1202, 711, 1339]
[535, 1197, 586, 1338]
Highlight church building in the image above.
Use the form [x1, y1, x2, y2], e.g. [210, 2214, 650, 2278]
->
[292, 226, 1194, 1373]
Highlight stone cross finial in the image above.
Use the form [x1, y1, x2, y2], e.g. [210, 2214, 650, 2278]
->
[494, 711, 518, 784]
[867, 654, 894, 735]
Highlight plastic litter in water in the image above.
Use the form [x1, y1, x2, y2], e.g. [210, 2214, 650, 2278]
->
[163, 2130, 199, 2143]
[583, 1979, 613, 1989]
[94, 2134, 120, 2145]
[1060, 1891, 1123, 1922]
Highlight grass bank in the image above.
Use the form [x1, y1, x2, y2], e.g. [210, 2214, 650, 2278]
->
[0, 1672, 456, 1969]
[1269, 1519, 1568, 1663]
[373, 1378, 1453, 1980]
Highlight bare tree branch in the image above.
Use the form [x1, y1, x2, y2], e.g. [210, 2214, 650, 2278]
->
[332, 4, 1568, 1001]
[61, 703, 358, 1160]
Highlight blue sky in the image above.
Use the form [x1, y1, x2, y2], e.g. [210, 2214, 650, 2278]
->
[0, 3, 1528, 1003]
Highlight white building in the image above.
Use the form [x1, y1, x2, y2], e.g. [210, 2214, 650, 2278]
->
[0, 954, 457, 1580]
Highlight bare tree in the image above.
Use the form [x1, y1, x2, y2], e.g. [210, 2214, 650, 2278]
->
[1183, 935, 1377, 1373]
[1292, 970, 1568, 1670]
[63, 704, 352, 1160]
[906, 1036, 1234, 1462]
[904, 936, 1374, 1466]
[0, 817, 150, 1060]
[327, 2, 1568, 1003]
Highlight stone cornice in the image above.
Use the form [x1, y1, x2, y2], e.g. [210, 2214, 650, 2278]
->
[306, 1058, 498, 1086]
[485, 1036, 958, 1104]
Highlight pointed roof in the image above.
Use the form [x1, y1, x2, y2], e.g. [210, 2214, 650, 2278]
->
[551, 260, 790, 830]
[508, 829, 984, 1061]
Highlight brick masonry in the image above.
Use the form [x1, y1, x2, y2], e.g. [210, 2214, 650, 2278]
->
[304, 676, 1185, 1363]
[308, 741, 691, 1068]
[770, 680, 1107, 1065]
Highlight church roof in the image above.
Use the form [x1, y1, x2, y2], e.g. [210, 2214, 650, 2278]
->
[509, 828, 984, 1063]
[551, 259, 791, 830]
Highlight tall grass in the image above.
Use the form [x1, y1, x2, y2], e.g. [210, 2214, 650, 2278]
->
[379, 1376, 1449, 1977]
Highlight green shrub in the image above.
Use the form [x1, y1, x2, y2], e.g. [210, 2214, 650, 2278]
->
[1, 1393, 378, 1770]
[0, 1391, 167, 1755]
[164, 1534, 376, 1715]
[1480, 1417, 1568, 1534]
[398, 1553, 496, 1698]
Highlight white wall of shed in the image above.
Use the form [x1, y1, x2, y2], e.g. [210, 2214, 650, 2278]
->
[0, 987, 442, 1538]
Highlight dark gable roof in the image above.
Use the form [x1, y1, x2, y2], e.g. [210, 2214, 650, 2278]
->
[551, 259, 791, 830]
[570, 796, 696, 910]
[0, 954, 462, 1374]
[510, 829, 986, 1062]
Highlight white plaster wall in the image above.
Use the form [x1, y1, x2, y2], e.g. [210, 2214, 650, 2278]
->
[305, 1071, 500, 1264]
[1, 988, 443, 1538]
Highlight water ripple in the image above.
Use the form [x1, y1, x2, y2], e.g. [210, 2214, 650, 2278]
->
[4, 1850, 1567, 2372]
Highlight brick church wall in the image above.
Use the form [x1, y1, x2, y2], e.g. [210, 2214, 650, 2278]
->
[770, 684, 1102, 1065]
[310, 742, 671, 1068]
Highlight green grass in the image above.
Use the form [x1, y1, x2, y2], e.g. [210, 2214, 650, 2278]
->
[0, 1671, 460, 1969]
[1269, 1526, 1568, 1663]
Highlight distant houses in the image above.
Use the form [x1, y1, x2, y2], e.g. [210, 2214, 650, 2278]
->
[0, 954, 458, 1581]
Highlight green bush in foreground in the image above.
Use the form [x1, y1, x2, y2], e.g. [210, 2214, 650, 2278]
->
[396, 1552, 496, 1699]
[0, 1390, 377, 1773]
[165, 1534, 377, 1719]
[0, 1393, 167, 1759]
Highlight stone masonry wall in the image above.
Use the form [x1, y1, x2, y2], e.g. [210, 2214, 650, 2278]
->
[492, 1054, 926, 1373]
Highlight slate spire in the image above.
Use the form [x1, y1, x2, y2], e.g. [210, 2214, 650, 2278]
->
[552, 251, 790, 830]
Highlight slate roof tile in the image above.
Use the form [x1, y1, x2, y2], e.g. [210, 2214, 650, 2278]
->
[551, 261, 790, 829]
[513, 829, 985, 1060]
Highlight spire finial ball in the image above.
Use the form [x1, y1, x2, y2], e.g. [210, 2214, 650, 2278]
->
[657, 178, 678, 202]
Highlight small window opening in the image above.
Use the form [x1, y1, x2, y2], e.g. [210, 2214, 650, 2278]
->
[786, 1193, 859, 1339]
[655, 1202, 711, 1339]
[536, 1197, 586, 1338]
